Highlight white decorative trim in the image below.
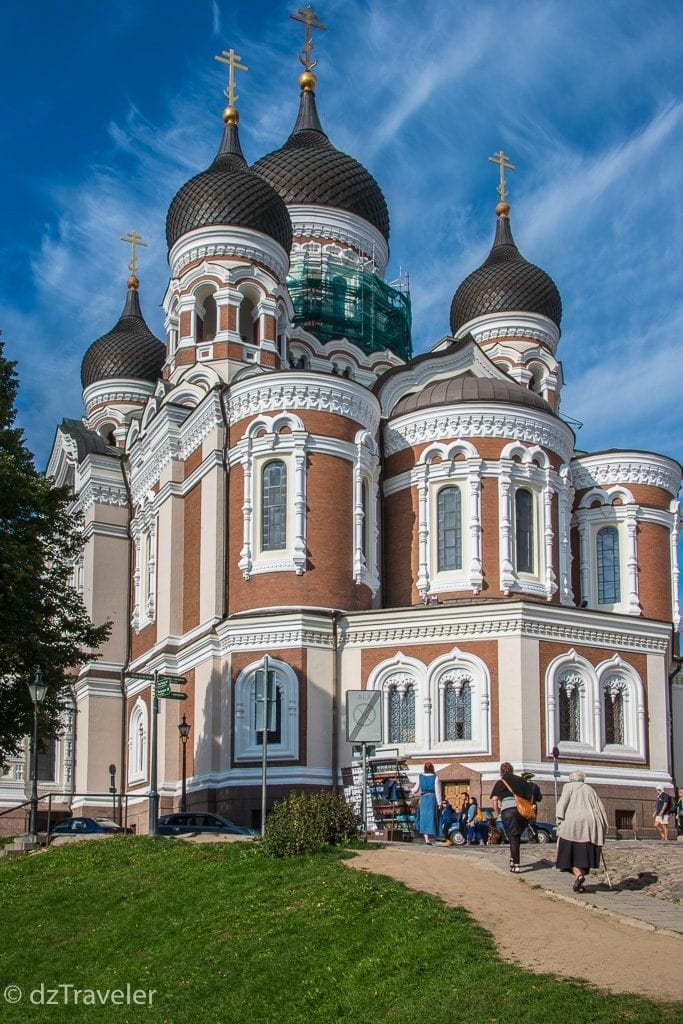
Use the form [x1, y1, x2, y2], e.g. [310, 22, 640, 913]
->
[384, 404, 574, 462]
[454, 310, 560, 352]
[558, 464, 574, 605]
[571, 453, 681, 496]
[573, 500, 641, 615]
[168, 226, 290, 284]
[352, 431, 380, 594]
[237, 415, 308, 579]
[228, 373, 381, 434]
[83, 379, 156, 411]
[128, 698, 148, 784]
[428, 648, 491, 755]
[234, 659, 299, 762]
[288, 206, 389, 276]
[670, 500, 680, 629]
[131, 492, 157, 632]
[366, 652, 427, 752]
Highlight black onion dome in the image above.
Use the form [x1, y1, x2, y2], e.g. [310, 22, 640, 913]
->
[166, 120, 292, 252]
[449, 212, 562, 335]
[391, 372, 553, 418]
[252, 88, 390, 241]
[81, 286, 165, 389]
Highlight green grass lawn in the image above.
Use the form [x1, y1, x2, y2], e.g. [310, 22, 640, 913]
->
[0, 837, 678, 1023]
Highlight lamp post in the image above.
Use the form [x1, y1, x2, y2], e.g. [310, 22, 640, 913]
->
[27, 669, 49, 839]
[178, 713, 191, 813]
[551, 745, 560, 819]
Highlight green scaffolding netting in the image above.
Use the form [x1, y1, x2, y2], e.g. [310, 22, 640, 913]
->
[287, 254, 412, 362]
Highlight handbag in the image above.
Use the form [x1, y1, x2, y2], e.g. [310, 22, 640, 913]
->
[501, 779, 536, 821]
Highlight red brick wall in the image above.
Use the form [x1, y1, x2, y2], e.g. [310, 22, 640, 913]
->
[183, 483, 201, 633]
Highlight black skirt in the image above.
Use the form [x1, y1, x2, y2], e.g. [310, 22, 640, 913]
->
[556, 838, 602, 873]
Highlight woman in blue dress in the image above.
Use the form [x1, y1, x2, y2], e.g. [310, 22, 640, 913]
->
[411, 761, 442, 844]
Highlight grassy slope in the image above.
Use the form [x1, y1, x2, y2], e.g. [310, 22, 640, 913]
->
[0, 838, 678, 1024]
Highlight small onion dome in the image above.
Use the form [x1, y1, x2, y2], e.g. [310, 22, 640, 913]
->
[391, 373, 553, 418]
[252, 80, 390, 242]
[449, 208, 562, 336]
[166, 115, 292, 252]
[81, 284, 165, 389]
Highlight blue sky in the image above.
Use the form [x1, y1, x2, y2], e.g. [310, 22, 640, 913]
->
[1, 0, 682, 482]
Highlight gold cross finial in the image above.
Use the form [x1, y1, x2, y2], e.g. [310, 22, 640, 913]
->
[120, 231, 148, 278]
[488, 150, 515, 204]
[215, 48, 248, 106]
[290, 5, 326, 71]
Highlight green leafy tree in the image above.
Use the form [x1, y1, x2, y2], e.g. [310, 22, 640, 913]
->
[0, 339, 111, 764]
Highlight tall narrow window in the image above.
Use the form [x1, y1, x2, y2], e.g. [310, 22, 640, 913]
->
[437, 486, 462, 571]
[559, 674, 582, 742]
[261, 460, 287, 551]
[254, 681, 282, 746]
[142, 530, 154, 613]
[604, 678, 626, 745]
[597, 526, 621, 604]
[388, 684, 415, 743]
[361, 478, 370, 563]
[36, 738, 56, 782]
[515, 488, 534, 573]
[444, 680, 472, 740]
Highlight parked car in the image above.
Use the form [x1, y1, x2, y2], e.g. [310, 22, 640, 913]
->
[447, 808, 557, 846]
[49, 816, 128, 836]
[156, 812, 256, 837]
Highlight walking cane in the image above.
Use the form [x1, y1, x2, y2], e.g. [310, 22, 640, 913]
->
[600, 849, 614, 890]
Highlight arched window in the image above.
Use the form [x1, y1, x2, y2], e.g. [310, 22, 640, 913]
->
[437, 486, 462, 571]
[603, 675, 627, 745]
[388, 684, 415, 743]
[261, 460, 287, 552]
[444, 679, 472, 741]
[239, 295, 256, 344]
[129, 703, 147, 782]
[254, 682, 282, 746]
[234, 661, 299, 763]
[515, 488, 534, 573]
[36, 738, 56, 782]
[559, 672, 583, 742]
[597, 526, 621, 604]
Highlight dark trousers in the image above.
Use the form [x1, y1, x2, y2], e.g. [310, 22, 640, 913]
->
[501, 807, 525, 865]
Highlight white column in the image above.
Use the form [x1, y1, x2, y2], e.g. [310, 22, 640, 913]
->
[558, 466, 574, 605]
[543, 471, 557, 600]
[238, 438, 253, 580]
[625, 507, 641, 615]
[670, 500, 680, 629]
[577, 513, 591, 606]
[468, 460, 483, 593]
[498, 462, 515, 594]
[292, 437, 307, 575]
[416, 465, 430, 599]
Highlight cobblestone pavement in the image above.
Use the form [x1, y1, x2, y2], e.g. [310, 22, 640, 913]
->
[589, 839, 683, 903]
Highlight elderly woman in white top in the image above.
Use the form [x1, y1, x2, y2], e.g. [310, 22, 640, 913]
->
[555, 770, 608, 892]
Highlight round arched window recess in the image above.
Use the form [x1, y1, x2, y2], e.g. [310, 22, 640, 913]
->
[238, 292, 257, 345]
[194, 284, 217, 342]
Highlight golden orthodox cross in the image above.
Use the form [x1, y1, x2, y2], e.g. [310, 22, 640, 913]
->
[120, 231, 148, 276]
[488, 150, 515, 203]
[215, 48, 248, 106]
[290, 5, 326, 70]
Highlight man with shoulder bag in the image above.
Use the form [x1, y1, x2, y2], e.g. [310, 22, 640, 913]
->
[490, 762, 536, 873]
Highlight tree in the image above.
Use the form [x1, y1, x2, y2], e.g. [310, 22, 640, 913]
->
[0, 338, 111, 764]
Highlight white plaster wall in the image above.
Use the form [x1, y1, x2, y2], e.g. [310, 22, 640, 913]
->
[200, 461, 224, 623]
[672, 680, 683, 787]
[497, 636, 525, 763]
[647, 653, 671, 774]
[73, 691, 122, 795]
[305, 646, 334, 770]
[156, 476, 184, 641]
[339, 645, 363, 769]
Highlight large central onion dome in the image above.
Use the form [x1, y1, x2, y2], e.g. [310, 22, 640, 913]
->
[166, 112, 292, 253]
[81, 280, 165, 389]
[450, 204, 562, 336]
[252, 76, 390, 242]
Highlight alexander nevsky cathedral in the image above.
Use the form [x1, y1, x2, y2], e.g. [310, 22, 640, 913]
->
[4, 9, 681, 835]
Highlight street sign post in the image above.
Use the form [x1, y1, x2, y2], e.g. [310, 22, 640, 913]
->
[346, 691, 383, 834]
[255, 655, 277, 836]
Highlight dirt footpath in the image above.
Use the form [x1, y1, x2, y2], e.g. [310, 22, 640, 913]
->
[346, 844, 682, 1003]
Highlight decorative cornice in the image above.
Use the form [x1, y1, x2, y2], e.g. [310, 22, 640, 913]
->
[169, 225, 289, 284]
[83, 379, 155, 410]
[228, 374, 381, 433]
[179, 391, 222, 460]
[288, 205, 389, 276]
[384, 404, 574, 462]
[571, 453, 681, 496]
[455, 311, 560, 354]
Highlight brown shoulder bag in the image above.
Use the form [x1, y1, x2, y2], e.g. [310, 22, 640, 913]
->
[501, 778, 536, 821]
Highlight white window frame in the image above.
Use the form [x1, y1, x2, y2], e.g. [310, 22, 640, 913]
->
[353, 431, 379, 594]
[414, 441, 483, 600]
[428, 648, 491, 755]
[234, 660, 299, 763]
[237, 414, 308, 579]
[131, 498, 157, 632]
[499, 444, 556, 599]
[545, 650, 596, 757]
[128, 699, 148, 784]
[596, 655, 646, 761]
[367, 653, 427, 754]
[576, 487, 640, 615]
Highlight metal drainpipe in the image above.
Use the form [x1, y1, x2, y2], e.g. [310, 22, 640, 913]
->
[218, 384, 230, 620]
[331, 610, 341, 794]
[119, 451, 135, 826]
[668, 626, 682, 791]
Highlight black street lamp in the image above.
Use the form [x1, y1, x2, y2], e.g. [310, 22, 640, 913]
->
[27, 669, 49, 839]
[178, 713, 191, 813]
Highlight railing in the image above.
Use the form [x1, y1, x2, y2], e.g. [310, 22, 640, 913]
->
[0, 790, 149, 838]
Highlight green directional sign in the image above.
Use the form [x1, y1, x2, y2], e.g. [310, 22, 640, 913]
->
[126, 671, 156, 681]
[162, 691, 188, 701]
[156, 680, 171, 697]
[157, 675, 188, 686]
